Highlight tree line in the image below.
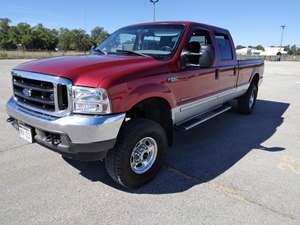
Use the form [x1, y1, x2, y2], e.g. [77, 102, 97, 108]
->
[2, 18, 300, 55]
[236, 44, 300, 55]
[283, 45, 300, 55]
[236, 45, 265, 51]
[236, 45, 267, 51]
[0, 18, 109, 52]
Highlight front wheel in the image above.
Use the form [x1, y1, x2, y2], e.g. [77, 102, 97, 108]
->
[105, 119, 167, 188]
[237, 83, 258, 114]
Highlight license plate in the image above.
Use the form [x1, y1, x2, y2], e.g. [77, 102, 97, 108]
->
[19, 124, 33, 143]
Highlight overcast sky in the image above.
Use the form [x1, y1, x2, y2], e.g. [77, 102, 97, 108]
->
[1, 0, 299, 46]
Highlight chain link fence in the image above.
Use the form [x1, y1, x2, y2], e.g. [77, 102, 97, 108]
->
[237, 55, 300, 62]
[1, 49, 300, 61]
[0, 50, 87, 59]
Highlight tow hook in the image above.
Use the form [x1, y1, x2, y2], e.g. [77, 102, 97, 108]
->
[7, 117, 19, 129]
[6, 117, 15, 123]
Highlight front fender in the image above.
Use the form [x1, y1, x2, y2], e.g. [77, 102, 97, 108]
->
[116, 83, 176, 112]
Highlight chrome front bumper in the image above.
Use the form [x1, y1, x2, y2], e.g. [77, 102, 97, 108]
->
[6, 97, 125, 144]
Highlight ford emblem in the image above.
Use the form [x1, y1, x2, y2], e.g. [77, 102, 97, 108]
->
[22, 88, 32, 97]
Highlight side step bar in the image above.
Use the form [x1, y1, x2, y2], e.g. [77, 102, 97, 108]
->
[176, 105, 232, 131]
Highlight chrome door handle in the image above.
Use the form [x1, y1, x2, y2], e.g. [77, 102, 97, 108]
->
[233, 67, 237, 75]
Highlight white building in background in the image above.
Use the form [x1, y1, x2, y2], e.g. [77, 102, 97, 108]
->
[236, 46, 287, 56]
[251, 49, 264, 56]
[236, 47, 249, 56]
[236, 47, 263, 56]
[260, 47, 287, 56]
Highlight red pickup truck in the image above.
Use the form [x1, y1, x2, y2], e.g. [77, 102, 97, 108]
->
[6, 21, 264, 188]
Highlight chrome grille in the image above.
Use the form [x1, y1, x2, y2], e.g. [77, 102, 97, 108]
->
[12, 70, 72, 117]
[13, 76, 55, 111]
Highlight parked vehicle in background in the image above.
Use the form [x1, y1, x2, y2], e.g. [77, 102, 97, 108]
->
[6, 21, 264, 188]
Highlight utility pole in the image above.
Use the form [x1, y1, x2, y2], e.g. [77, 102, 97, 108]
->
[150, 0, 159, 21]
[279, 25, 286, 53]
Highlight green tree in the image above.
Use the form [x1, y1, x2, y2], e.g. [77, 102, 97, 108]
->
[0, 18, 16, 49]
[15, 23, 33, 50]
[284, 45, 290, 54]
[58, 28, 92, 51]
[32, 24, 58, 50]
[289, 45, 298, 55]
[255, 45, 265, 51]
[57, 28, 73, 51]
[236, 45, 246, 50]
[1, 17, 111, 52]
[91, 26, 109, 46]
[69, 29, 92, 52]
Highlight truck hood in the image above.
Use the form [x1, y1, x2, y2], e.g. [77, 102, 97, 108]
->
[14, 55, 169, 87]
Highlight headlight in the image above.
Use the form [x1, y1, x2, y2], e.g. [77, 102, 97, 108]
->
[72, 86, 111, 114]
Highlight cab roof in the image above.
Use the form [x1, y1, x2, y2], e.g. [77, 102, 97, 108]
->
[125, 21, 229, 33]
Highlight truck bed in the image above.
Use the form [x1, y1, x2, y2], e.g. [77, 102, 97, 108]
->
[238, 59, 264, 68]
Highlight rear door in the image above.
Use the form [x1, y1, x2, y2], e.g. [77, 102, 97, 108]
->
[213, 32, 239, 103]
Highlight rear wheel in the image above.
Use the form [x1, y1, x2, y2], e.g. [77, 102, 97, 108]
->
[237, 83, 258, 114]
[105, 119, 167, 188]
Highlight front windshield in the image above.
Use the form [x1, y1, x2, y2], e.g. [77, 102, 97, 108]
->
[95, 24, 185, 60]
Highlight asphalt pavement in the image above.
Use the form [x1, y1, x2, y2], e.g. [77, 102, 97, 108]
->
[0, 60, 299, 225]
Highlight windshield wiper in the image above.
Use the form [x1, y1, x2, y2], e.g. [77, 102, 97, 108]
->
[115, 49, 148, 57]
[92, 48, 107, 55]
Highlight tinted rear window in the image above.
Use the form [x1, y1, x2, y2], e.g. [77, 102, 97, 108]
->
[215, 34, 233, 61]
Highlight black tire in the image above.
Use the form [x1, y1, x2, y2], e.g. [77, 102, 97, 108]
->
[237, 83, 258, 114]
[105, 118, 168, 188]
[62, 155, 73, 161]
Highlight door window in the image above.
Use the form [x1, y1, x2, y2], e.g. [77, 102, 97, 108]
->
[183, 29, 214, 67]
[215, 34, 233, 61]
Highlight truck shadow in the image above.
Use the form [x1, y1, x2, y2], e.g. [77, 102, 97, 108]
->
[64, 99, 289, 194]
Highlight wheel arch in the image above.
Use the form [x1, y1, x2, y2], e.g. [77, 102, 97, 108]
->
[125, 96, 174, 146]
[250, 73, 260, 87]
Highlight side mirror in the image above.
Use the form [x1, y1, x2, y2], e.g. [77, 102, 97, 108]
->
[180, 51, 189, 69]
[90, 46, 107, 55]
[180, 51, 202, 69]
[90, 45, 96, 54]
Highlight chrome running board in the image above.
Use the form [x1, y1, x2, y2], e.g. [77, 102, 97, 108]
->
[176, 105, 232, 131]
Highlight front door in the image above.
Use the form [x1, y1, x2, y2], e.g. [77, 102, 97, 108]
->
[167, 27, 220, 124]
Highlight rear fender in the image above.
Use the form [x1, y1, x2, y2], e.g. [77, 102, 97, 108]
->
[249, 63, 264, 85]
[249, 68, 259, 84]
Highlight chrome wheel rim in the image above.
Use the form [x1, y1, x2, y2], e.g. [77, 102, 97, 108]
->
[249, 89, 256, 108]
[130, 137, 158, 174]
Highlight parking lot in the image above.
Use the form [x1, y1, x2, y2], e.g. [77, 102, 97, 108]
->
[0, 60, 299, 225]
